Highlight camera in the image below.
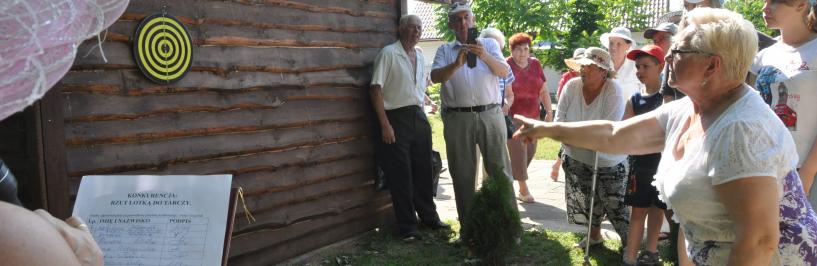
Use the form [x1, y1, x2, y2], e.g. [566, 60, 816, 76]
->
[467, 27, 478, 68]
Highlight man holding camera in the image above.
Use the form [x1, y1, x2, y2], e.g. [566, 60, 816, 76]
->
[430, 2, 512, 224]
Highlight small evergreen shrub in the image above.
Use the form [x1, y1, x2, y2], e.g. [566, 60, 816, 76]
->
[460, 169, 523, 265]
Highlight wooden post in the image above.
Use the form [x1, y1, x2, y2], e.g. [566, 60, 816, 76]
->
[25, 103, 47, 209]
[40, 87, 70, 218]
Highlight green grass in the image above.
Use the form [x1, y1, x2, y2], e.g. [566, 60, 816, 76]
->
[303, 220, 674, 265]
[429, 112, 561, 160]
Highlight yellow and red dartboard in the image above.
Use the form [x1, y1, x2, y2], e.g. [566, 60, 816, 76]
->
[133, 13, 193, 84]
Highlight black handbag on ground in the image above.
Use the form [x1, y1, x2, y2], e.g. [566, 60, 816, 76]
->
[431, 150, 443, 196]
[504, 115, 515, 139]
[375, 164, 388, 191]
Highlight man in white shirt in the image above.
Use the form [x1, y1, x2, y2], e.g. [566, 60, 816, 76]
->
[370, 14, 447, 241]
[430, 2, 512, 224]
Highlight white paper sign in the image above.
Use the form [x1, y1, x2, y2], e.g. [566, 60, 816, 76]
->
[73, 175, 232, 266]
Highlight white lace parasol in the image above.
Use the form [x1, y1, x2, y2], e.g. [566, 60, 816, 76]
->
[0, 0, 129, 121]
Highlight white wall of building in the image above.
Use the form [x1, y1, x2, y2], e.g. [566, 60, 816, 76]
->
[417, 40, 445, 79]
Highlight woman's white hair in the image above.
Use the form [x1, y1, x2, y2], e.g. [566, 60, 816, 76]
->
[678, 8, 757, 82]
[479, 28, 505, 49]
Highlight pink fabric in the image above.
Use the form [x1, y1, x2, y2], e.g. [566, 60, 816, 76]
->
[0, 0, 129, 121]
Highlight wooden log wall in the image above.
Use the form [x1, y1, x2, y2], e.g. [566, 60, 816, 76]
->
[54, 0, 399, 264]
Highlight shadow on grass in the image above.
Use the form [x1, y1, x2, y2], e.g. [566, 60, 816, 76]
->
[509, 228, 571, 265]
[516, 201, 568, 226]
[338, 225, 465, 265]
[306, 221, 647, 266]
[512, 230, 625, 266]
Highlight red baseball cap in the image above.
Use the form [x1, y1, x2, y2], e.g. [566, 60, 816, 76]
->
[626, 45, 665, 65]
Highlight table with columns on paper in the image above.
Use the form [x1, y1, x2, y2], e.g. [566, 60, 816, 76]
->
[87, 214, 210, 266]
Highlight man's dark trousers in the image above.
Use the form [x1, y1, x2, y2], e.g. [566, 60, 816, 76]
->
[380, 105, 440, 234]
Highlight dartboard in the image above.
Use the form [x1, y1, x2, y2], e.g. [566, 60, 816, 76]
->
[133, 13, 193, 84]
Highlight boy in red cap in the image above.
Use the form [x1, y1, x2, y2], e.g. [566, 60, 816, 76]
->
[621, 45, 666, 266]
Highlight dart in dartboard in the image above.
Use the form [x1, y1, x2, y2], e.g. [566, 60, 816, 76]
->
[132, 13, 193, 84]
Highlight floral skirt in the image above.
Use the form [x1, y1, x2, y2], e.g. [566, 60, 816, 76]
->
[562, 155, 630, 243]
[688, 171, 817, 265]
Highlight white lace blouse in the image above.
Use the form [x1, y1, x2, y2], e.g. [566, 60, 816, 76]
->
[652, 87, 799, 264]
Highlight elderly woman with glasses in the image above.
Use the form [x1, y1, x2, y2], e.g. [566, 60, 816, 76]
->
[556, 47, 630, 249]
[514, 8, 817, 264]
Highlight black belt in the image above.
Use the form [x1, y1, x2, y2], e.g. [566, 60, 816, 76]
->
[444, 104, 498, 112]
[385, 105, 421, 113]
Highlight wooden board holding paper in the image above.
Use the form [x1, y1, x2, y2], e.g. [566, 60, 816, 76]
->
[73, 175, 233, 266]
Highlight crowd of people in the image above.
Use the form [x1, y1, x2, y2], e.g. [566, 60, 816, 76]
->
[0, 0, 814, 265]
[370, 0, 817, 265]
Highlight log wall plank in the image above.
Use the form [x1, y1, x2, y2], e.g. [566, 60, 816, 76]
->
[62, 86, 361, 120]
[59, 69, 371, 91]
[63, 98, 365, 141]
[122, 0, 396, 33]
[104, 21, 395, 49]
[75, 42, 382, 72]
[229, 198, 392, 265]
[65, 120, 369, 175]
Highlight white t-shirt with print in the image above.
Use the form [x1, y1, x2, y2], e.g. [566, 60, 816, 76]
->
[652, 88, 798, 264]
[751, 37, 817, 167]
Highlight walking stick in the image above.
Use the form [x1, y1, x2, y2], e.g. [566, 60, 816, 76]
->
[583, 151, 600, 266]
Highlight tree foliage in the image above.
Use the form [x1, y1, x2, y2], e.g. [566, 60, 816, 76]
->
[433, 0, 650, 70]
[725, 0, 778, 37]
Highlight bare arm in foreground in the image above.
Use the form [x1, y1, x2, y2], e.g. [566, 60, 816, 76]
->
[715, 176, 780, 265]
[512, 111, 666, 155]
[0, 201, 103, 266]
